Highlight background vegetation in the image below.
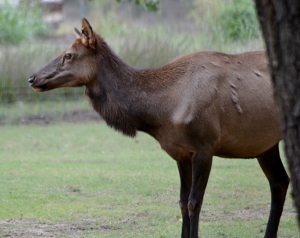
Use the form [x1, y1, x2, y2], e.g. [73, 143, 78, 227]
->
[0, 0, 48, 44]
[191, 0, 259, 42]
[0, 0, 262, 106]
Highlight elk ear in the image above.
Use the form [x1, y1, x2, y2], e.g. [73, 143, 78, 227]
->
[74, 27, 82, 38]
[81, 18, 96, 49]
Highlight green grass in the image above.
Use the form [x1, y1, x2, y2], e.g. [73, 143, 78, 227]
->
[0, 122, 298, 237]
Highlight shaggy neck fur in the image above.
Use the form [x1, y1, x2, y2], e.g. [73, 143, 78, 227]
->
[85, 37, 146, 137]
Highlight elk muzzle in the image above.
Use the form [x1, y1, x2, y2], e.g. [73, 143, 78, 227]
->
[28, 74, 49, 92]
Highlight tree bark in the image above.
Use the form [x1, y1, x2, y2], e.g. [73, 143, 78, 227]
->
[254, 0, 300, 228]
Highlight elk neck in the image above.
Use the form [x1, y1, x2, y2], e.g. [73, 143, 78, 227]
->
[85, 39, 177, 137]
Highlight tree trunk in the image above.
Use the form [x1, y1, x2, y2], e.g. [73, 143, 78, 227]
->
[254, 0, 300, 228]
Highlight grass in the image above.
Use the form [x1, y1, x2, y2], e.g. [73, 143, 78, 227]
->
[0, 122, 298, 237]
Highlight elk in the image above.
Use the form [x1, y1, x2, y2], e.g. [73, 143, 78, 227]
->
[28, 18, 290, 238]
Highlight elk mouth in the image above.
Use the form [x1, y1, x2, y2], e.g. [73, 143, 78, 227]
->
[29, 75, 60, 92]
[28, 75, 48, 92]
[29, 78, 49, 92]
[31, 83, 49, 92]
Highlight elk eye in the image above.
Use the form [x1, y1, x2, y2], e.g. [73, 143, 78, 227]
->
[64, 53, 72, 60]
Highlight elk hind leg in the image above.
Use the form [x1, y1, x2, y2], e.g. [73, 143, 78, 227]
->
[257, 143, 290, 238]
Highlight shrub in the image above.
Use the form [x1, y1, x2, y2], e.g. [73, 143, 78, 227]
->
[191, 0, 259, 43]
[215, 0, 259, 42]
[0, 1, 48, 44]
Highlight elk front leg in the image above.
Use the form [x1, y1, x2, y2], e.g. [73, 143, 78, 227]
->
[188, 149, 213, 238]
[177, 160, 192, 238]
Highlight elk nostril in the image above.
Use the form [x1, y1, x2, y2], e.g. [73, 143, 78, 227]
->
[28, 76, 35, 84]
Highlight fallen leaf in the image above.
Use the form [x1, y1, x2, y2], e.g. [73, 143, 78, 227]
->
[176, 215, 182, 222]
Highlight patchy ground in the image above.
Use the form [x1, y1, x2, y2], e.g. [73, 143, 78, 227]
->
[19, 110, 102, 125]
[0, 218, 114, 238]
[0, 208, 296, 238]
[0, 109, 102, 126]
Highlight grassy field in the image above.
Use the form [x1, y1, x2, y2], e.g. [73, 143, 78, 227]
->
[0, 121, 298, 237]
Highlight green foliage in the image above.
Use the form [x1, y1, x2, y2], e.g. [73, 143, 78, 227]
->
[115, 0, 159, 12]
[216, 0, 259, 41]
[0, 1, 48, 44]
[191, 0, 260, 42]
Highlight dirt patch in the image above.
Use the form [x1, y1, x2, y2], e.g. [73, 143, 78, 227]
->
[201, 206, 296, 222]
[0, 218, 118, 238]
[234, 207, 269, 221]
[237, 206, 296, 221]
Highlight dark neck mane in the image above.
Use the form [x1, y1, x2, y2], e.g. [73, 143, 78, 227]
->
[85, 38, 143, 137]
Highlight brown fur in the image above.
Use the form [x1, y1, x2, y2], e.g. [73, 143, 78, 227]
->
[29, 19, 290, 238]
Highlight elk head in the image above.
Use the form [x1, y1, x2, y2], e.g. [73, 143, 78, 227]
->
[28, 18, 98, 92]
